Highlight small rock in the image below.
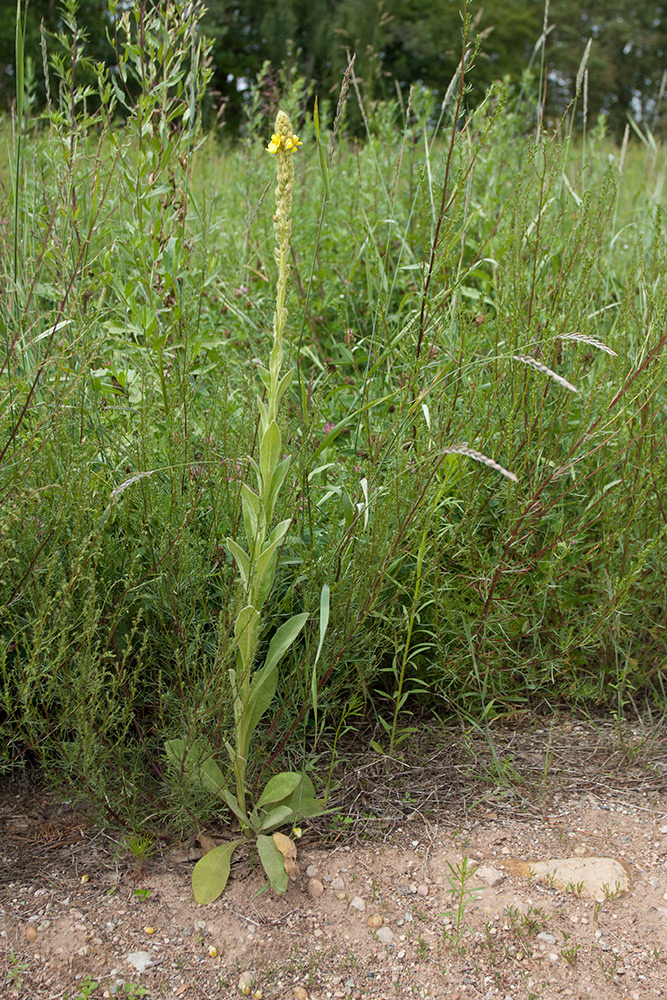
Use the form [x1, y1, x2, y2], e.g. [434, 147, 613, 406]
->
[331, 876, 345, 891]
[305, 864, 319, 878]
[239, 970, 255, 991]
[476, 865, 504, 887]
[417, 883, 429, 897]
[537, 932, 557, 945]
[126, 951, 154, 973]
[367, 914, 383, 929]
[349, 896, 365, 912]
[25, 926, 37, 942]
[308, 878, 324, 900]
[376, 926, 395, 945]
[293, 988, 309, 1000]
[660, 824, 667, 834]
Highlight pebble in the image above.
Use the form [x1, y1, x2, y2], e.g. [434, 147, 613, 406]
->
[376, 926, 395, 945]
[239, 970, 255, 991]
[349, 896, 365, 912]
[331, 877, 345, 891]
[417, 883, 429, 897]
[305, 864, 319, 878]
[538, 932, 557, 945]
[293, 988, 309, 1000]
[126, 951, 154, 973]
[367, 914, 383, 929]
[25, 926, 37, 942]
[308, 878, 324, 899]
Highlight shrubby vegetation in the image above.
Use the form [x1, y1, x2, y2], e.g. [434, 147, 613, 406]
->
[0, 2, 665, 832]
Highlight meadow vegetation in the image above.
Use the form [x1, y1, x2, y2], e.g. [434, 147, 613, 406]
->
[1, 1, 665, 836]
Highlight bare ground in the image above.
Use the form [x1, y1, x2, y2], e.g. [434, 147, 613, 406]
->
[2, 715, 667, 1000]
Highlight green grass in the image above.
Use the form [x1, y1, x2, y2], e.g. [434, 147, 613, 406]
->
[0, 2, 665, 830]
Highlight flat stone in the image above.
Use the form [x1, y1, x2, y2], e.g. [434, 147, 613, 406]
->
[376, 926, 395, 945]
[476, 865, 504, 887]
[505, 856, 631, 902]
[331, 876, 345, 891]
[126, 951, 154, 973]
[349, 896, 365, 912]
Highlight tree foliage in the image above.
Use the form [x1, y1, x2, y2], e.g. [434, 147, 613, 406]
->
[1, 0, 664, 136]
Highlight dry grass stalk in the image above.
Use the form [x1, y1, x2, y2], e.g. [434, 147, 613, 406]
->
[557, 332, 618, 356]
[513, 354, 579, 393]
[443, 444, 518, 482]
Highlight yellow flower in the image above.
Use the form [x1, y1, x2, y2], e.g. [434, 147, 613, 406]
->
[208, 945, 218, 957]
[266, 130, 302, 154]
[292, 826, 303, 839]
[266, 133, 281, 154]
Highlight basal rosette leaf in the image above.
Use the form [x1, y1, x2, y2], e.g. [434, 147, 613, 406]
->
[192, 839, 243, 905]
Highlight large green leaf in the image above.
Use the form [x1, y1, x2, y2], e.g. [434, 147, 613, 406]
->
[198, 757, 226, 798]
[263, 612, 309, 675]
[265, 456, 291, 522]
[234, 604, 260, 675]
[242, 613, 308, 741]
[256, 771, 302, 809]
[260, 419, 282, 493]
[240, 483, 263, 551]
[226, 537, 250, 587]
[164, 738, 187, 770]
[242, 662, 278, 751]
[256, 835, 288, 894]
[289, 796, 326, 819]
[192, 840, 243, 904]
[258, 804, 295, 833]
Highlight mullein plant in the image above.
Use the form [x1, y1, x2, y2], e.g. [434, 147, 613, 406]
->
[166, 112, 327, 903]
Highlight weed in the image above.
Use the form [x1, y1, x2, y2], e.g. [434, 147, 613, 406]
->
[562, 943, 580, 965]
[439, 857, 482, 947]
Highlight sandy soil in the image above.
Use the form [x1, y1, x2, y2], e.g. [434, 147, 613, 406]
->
[2, 716, 667, 1000]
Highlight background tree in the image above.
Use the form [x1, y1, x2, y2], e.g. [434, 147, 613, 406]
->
[1, 0, 664, 137]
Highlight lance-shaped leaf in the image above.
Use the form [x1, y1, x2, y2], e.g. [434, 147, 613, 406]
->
[219, 786, 251, 828]
[242, 612, 309, 744]
[253, 519, 291, 607]
[256, 550, 278, 610]
[265, 456, 291, 523]
[257, 834, 288, 894]
[241, 662, 278, 753]
[260, 419, 282, 496]
[274, 366, 295, 406]
[240, 483, 264, 552]
[192, 839, 243, 904]
[226, 537, 250, 588]
[234, 604, 260, 675]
